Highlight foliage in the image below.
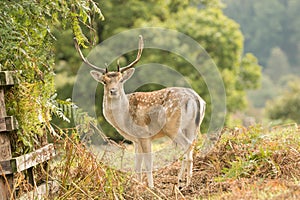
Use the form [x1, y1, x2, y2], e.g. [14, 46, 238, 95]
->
[0, 0, 103, 154]
[239, 53, 261, 90]
[266, 79, 300, 124]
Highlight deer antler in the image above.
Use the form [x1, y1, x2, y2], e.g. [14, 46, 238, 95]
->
[74, 38, 106, 74]
[120, 35, 144, 73]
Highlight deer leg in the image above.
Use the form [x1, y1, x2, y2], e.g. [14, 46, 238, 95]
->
[135, 140, 154, 188]
[174, 130, 191, 188]
[186, 148, 194, 186]
[178, 154, 187, 189]
[178, 148, 194, 189]
[141, 139, 154, 188]
[134, 142, 143, 182]
[144, 153, 153, 188]
[184, 128, 197, 187]
[174, 128, 197, 189]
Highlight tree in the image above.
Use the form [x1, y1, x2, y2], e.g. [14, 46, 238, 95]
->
[248, 75, 277, 108]
[239, 53, 262, 90]
[266, 79, 300, 124]
[265, 47, 291, 82]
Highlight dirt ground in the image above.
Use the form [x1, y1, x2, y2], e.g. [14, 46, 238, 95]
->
[124, 126, 300, 199]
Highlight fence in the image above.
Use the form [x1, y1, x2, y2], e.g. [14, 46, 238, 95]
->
[0, 71, 56, 199]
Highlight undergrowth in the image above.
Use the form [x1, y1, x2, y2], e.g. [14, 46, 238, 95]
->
[16, 123, 299, 199]
[49, 132, 128, 199]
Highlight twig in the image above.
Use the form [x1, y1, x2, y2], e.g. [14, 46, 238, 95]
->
[130, 177, 165, 200]
[173, 184, 186, 200]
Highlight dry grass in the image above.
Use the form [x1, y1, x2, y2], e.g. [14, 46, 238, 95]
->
[14, 124, 299, 199]
[122, 124, 300, 199]
[49, 133, 128, 199]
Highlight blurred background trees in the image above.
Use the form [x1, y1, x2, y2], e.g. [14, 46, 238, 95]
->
[53, 0, 300, 140]
[224, 0, 300, 124]
[53, 0, 261, 140]
[266, 79, 300, 124]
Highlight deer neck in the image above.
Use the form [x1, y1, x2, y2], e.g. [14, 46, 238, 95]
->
[103, 90, 130, 128]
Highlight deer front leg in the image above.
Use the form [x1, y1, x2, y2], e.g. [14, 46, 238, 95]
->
[134, 143, 143, 182]
[135, 139, 154, 188]
[143, 140, 153, 188]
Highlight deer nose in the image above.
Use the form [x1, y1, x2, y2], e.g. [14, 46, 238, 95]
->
[109, 88, 117, 95]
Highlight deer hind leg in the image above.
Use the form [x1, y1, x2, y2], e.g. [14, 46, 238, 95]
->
[175, 128, 197, 189]
[177, 155, 187, 189]
[177, 147, 194, 189]
[173, 129, 191, 188]
[186, 147, 194, 186]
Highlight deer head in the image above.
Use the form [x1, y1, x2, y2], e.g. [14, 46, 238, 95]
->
[74, 35, 144, 98]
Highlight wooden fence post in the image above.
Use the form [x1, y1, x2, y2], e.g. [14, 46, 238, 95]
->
[0, 71, 18, 199]
[0, 71, 56, 199]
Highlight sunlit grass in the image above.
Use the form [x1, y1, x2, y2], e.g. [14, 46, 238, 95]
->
[201, 124, 300, 199]
[43, 123, 300, 199]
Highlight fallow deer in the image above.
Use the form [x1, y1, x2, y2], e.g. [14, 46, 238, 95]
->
[74, 35, 206, 188]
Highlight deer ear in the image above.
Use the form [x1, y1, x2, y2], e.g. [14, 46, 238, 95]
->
[121, 68, 135, 83]
[90, 70, 104, 83]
